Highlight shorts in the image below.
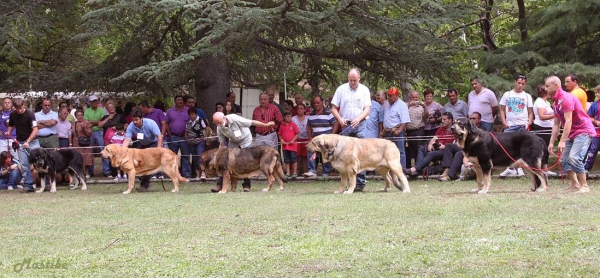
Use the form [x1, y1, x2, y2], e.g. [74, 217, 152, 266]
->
[297, 138, 309, 157]
[283, 150, 297, 164]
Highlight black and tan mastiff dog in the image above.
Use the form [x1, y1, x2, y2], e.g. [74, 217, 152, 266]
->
[451, 117, 548, 194]
[29, 149, 87, 193]
[200, 146, 287, 193]
[305, 134, 410, 194]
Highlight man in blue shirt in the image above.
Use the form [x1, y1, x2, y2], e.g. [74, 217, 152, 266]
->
[383, 87, 411, 168]
[122, 110, 163, 192]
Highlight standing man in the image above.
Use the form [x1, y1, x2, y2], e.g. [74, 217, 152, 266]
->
[211, 112, 275, 192]
[382, 87, 411, 168]
[405, 90, 428, 168]
[266, 89, 286, 116]
[468, 78, 499, 131]
[498, 74, 534, 177]
[442, 89, 469, 120]
[304, 96, 338, 179]
[6, 98, 39, 193]
[330, 68, 372, 191]
[585, 85, 600, 172]
[166, 95, 192, 178]
[375, 90, 389, 111]
[84, 95, 111, 177]
[121, 110, 163, 192]
[0, 97, 17, 158]
[252, 93, 283, 150]
[56, 108, 72, 148]
[226, 92, 242, 115]
[292, 93, 311, 116]
[35, 98, 60, 149]
[546, 76, 595, 193]
[565, 74, 588, 112]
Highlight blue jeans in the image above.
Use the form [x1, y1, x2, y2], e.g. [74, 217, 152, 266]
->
[0, 169, 23, 189]
[385, 130, 406, 169]
[169, 135, 191, 178]
[307, 151, 333, 175]
[479, 121, 493, 132]
[561, 134, 591, 174]
[504, 125, 526, 133]
[189, 141, 206, 173]
[17, 139, 40, 190]
[585, 137, 600, 170]
[91, 130, 111, 176]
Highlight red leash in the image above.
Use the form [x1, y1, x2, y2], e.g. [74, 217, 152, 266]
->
[489, 132, 564, 182]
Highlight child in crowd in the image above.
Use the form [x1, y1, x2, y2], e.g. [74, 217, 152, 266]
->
[186, 108, 211, 179]
[0, 151, 22, 190]
[110, 123, 127, 181]
[292, 103, 309, 175]
[278, 111, 299, 179]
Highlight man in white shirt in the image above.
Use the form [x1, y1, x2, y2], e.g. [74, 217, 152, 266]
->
[468, 78, 499, 131]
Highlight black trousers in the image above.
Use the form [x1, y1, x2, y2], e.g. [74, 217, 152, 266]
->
[406, 127, 425, 168]
[441, 143, 464, 178]
[139, 141, 158, 188]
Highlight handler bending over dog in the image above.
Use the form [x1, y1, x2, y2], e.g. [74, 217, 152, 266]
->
[211, 112, 275, 192]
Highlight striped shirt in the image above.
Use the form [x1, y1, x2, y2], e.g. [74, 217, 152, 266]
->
[308, 108, 337, 137]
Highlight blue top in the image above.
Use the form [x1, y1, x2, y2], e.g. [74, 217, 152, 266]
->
[383, 99, 410, 129]
[357, 100, 384, 138]
[126, 118, 160, 143]
[0, 110, 16, 139]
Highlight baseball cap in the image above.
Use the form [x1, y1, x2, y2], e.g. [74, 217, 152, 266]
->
[387, 87, 399, 95]
[89, 96, 99, 102]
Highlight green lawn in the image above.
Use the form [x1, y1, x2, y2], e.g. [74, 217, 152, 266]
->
[1, 178, 600, 277]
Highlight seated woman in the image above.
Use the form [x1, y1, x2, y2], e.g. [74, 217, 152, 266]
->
[403, 112, 454, 176]
[0, 151, 23, 190]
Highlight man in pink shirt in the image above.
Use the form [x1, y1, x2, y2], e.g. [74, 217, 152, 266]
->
[468, 78, 499, 131]
[546, 76, 595, 193]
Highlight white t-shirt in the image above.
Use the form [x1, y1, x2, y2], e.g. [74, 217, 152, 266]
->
[331, 83, 371, 120]
[533, 97, 554, 128]
[468, 88, 498, 123]
[499, 90, 533, 126]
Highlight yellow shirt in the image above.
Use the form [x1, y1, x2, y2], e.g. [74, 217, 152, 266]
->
[571, 87, 587, 112]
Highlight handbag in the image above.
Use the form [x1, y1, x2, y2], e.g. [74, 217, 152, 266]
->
[75, 122, 91, 146]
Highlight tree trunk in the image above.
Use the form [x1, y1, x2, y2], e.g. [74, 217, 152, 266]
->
[480, 0, 497, 51]
[517, 0, 528, 41]
[195, 55, 230, 123]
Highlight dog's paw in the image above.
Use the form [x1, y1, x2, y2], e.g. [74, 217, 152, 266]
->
[535, 188, 546, 192]
[35, 189, 44, 194]
[122, 191, 130, 195]
[70, 185, 78, 190]
[218, 191, 227, 194]
[171, 189, 179, 193]
[50, 189, 56, 193]
[334, 190, 343, 194]
[477, 190, 488, 194]
[81, 186, 87, 190]
[278, 187, 284, 191]
[470, 188, 479, 193]
[261, 188, 269, 192]
[343, 190, 353, 194]
[378, 188, 389, 192]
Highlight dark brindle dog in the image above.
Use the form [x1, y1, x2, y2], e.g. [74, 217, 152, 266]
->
[200, 146, 287, 193]
[451, 117, 548, 194]
[29, 149, 87, 193]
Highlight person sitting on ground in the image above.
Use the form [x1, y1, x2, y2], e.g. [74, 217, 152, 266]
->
[0, 151, 22, 190]
[403, 112, 455, 176]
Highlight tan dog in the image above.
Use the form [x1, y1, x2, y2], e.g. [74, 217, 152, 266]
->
[200, 146, 286, 193]
[305, 134, 410, 194]
[101, 144, 189, 194]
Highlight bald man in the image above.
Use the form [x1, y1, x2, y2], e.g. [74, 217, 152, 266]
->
[546, 76, 595, 193]
[210, 112, 275, 192]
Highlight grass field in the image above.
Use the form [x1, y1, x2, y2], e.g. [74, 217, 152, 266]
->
[2, 178, 600, 277]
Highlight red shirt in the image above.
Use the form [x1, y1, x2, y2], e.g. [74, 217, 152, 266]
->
[435, 125, 454, 145]
[278, 122, 299, 151]
[252, 104, 283, 134]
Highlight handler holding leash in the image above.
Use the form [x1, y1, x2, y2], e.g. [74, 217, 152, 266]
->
[211, 112, 275, 192]
[121, 110, 163, 192]
[546, 75, 595, 193]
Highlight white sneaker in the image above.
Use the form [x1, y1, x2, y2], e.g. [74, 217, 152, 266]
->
[544, 170, 557, 176]
[158, 175, 164, 179]
[151, 175, 157, 179]
[122, 174, 128, 180]
[499, 167, 518, 177]
[200, 173, 206, 179]
[85, 175, 90, 179]
[114, 176, 121, 181]
[517, 168, 525, 177]
[303, 172, 317, 177]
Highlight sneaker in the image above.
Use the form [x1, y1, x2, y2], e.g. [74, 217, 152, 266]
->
[122, 174, 128, 180]
[158, 175, 164, 179]
[151, 176, 157, 179]
[200, 173, 206, 180]
[517, 168, 525, 177]
[499, 167, 518, 177]
[545, 170, 557, 176]
[85, 175, 90, 179]
[291, 174, 297, 179]
[114, 176, 121, 181]
[303, 172, 317, 178]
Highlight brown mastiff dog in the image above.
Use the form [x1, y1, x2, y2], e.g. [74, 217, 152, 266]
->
[200, 146, 286, 193]
[305, 134, 410, 194]
[101, 144, 189, 194]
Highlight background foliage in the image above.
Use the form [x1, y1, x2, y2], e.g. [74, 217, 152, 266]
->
[1, 0, 599, 112]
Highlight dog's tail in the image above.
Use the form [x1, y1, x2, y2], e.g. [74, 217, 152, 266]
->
[276, 156, 287, 183]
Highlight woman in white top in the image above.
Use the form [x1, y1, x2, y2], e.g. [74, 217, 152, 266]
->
[531, 84, 555, 175]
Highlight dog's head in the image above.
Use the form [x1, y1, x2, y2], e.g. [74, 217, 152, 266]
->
[200, 148, 218, 177]
[306, 134, 336, 161]
[451, 117, 479, 148]
[29, 149, 51, 172]
[101, 144, 128, 168]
